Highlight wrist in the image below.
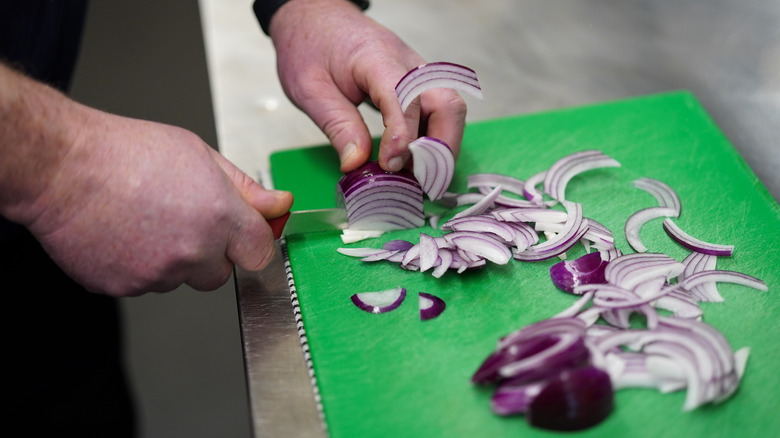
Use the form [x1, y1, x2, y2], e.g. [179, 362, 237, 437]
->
[0, 63, 84, 225]
[254, 0, 369, 36]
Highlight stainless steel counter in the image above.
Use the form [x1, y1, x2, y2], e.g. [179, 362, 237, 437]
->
[198, 1, 779, 436]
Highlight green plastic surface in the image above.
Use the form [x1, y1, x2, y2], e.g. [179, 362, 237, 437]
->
[269, 92, 780, 438]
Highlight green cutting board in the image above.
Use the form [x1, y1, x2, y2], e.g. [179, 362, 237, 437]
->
[270, 91, 780, 438]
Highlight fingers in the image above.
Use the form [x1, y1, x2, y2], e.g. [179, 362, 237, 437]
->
[207, 149, 292, 272]
[376, 87, 467, 171]
[293, 83, 374, 173]
[209, 148, 293, 218]
[418, 88, 468, 160]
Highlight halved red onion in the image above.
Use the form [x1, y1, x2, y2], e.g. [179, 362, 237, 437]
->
[419, 292, 446, 320]
[543, 150, 621, 203]
[395, 61, 483, 113]
[338, 161, 424, 231]
[409, 136, 455, 201]
[663, 218, 735, 257]
[350, 287, 407, 314]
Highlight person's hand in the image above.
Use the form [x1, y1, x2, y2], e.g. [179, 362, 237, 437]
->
[268, 0, 467, 173]
[6, 86, 292, 296]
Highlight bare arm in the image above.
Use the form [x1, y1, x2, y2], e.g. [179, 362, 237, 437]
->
[0, 63, 292, 296]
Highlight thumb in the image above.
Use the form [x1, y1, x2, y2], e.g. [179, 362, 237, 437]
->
[208, 148, 293, 218]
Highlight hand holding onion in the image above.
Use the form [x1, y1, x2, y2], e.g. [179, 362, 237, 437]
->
[268, 0, 467, 173]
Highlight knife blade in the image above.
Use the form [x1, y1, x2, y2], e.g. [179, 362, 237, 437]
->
[274, 208, 348, 237]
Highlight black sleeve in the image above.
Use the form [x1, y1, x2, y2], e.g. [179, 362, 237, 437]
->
[253, 0, 369, 36]
[0, 0, 88, 92]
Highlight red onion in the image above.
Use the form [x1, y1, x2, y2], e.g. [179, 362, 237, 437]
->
[550, 250, 622, 294]
[408, 136, 455, 201]
[338, 161, 425, 231]
[350, 287, 407, 314]
[526, 366, 614, 431]
[395, 61, 483, 113]
[418, 292, 446, 320]
[543, 150, 621, 203]
[663, 218, 735, 257]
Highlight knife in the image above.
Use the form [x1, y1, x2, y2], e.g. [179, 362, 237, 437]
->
[267, 208, 348, 239]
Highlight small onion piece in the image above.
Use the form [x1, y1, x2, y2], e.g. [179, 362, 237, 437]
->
[395, 61, 483, 113]
[543, 150, 621, 203]
[663, 218, 735, 257]
[350, 287, 407, 314]
[419, 292, 446, 320]
[409, 136, 455, 201]
[550, 250, 621, 294]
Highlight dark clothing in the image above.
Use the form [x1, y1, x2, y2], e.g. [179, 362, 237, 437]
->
[1, 1, 136, 436]
[252, 0, 369, 35]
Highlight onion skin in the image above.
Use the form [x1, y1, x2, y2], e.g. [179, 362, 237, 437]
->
[526, 366, 614, 431]
[549, 251, 610, 294]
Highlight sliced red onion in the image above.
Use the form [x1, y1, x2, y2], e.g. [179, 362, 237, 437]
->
[418, 233, 439, 272]
[451, 185, 502, 219]
[663, 218, 735, 257]
[513, 202, 588, 261]
[338, 161, 425, 231]
[526, 366, 614, 431]
[443, 231, 512, 265]
[543, 150, 621, 203]
[603, 252, 684, 290]
[418, 292, 446, 320]
[550, 250, 620, 294]
[491, 207, 568, 224]
[633, 177, 682, 212]
[468, 173, 541, 208]
[441, 214, 518, 244]
[679, 252, 723, 302]
[625, 206, 680, 253]
[681, 270, 768, 292]
[491, 379, 546, 416]
[523, 171, 548, 205]
[409, 136, 455, 201]
[350, 287, 407, 314]
[395, 61, 483, 113]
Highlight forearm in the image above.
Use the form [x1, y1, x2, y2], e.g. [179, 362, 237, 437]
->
[0, 62, 81, 224]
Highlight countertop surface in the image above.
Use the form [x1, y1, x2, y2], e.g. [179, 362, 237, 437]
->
[197, 1, 778, 436]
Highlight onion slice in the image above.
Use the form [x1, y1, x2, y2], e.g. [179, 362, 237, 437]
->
[395, 62, 483, 113]
[409, 136, 455, 201]
[419, 292, 446, 320]
[663, 218, 735, 257]
[350, 287, 407, 314]
[543, 150, 621, 203]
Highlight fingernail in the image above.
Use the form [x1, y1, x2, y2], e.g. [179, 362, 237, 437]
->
[341, 142, 358, 165]
[387, 156, 404, 171]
